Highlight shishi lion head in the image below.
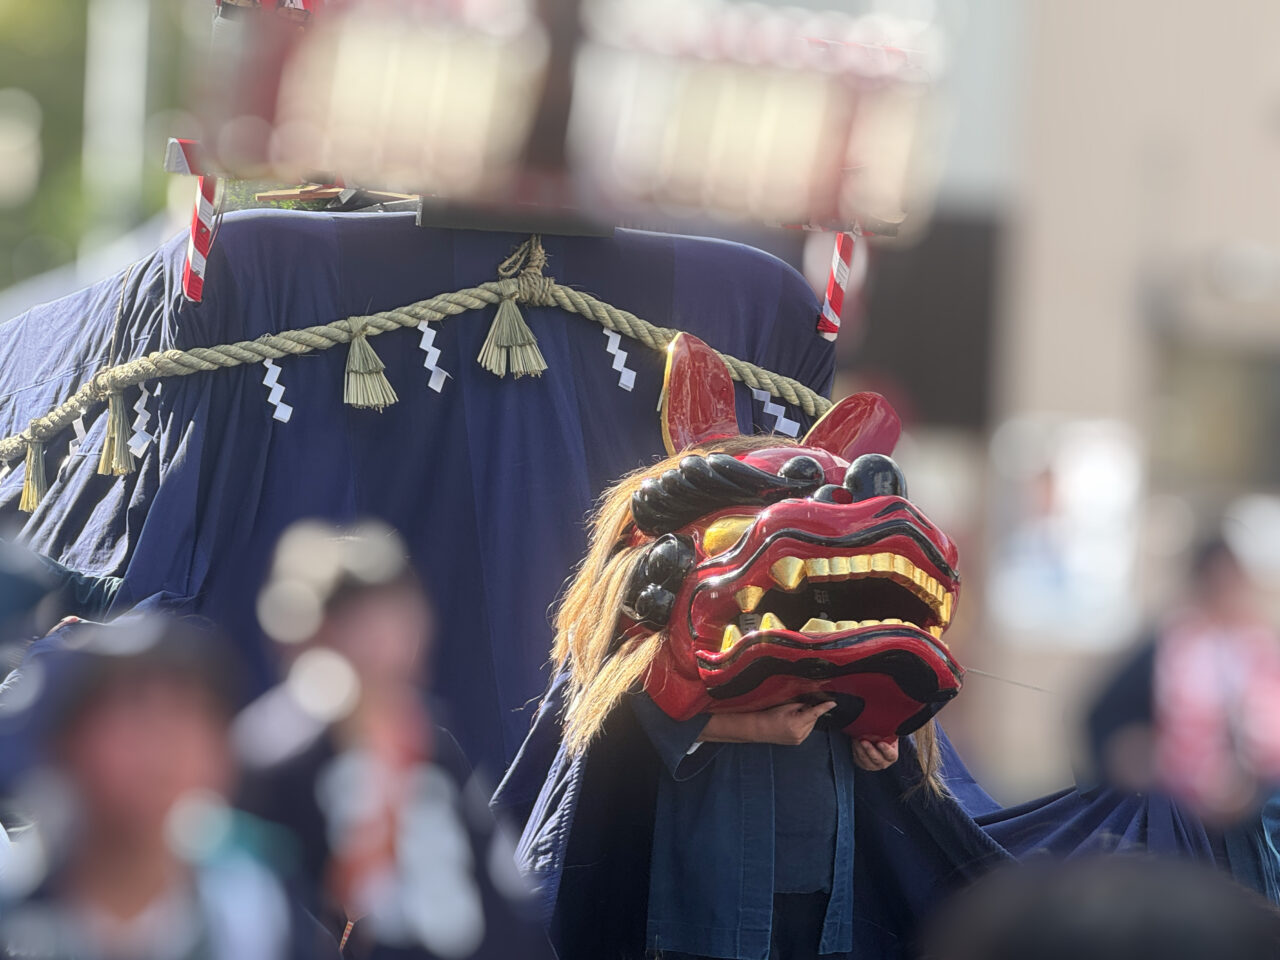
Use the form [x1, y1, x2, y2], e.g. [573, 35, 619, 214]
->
[554, 334, 962, 774]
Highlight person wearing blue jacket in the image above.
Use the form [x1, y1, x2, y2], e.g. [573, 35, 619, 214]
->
[493, 661, 996, 960]
[492, 439, 997, 960]
[629, 693, 899, 960]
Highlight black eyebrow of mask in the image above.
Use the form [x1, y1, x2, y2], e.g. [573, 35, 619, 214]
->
[630, 454, 823, 536]
[872, 500, 933, 530]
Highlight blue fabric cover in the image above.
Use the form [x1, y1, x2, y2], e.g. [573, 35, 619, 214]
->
[0, 210, 834, 775]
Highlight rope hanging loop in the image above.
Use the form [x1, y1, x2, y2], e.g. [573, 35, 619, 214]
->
[0, 240, 834, 492]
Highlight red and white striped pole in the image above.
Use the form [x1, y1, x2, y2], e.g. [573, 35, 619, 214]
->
[164, 137, 220, 303]
[817, 226, 867, 342]
[185, 174, 219, 302]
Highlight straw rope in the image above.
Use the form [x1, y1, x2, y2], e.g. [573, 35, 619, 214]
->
[0, 243, 832, 468]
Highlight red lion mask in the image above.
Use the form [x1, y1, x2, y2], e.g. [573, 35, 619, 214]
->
[623, 334, 963, 740]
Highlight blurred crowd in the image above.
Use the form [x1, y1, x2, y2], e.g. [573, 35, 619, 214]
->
[0, 524, 551, 960]
[0, 515, 1278, 960]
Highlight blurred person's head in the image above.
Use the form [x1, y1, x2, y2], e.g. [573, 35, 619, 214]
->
[258, 519, 432, 693]
[920, 856, 1280, 960]
[311, 565, 430, 691]
[1188, 534, 1257, 624]
[45, 617, 236, 840]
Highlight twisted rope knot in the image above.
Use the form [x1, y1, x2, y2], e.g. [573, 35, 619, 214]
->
[516, 271, 555, 306]
[90, 369, 114, 398]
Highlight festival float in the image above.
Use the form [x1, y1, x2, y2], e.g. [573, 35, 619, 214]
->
[0, 2, 1275, 955]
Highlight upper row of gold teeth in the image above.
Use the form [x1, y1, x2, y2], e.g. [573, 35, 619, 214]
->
[759, 553, 950, 616]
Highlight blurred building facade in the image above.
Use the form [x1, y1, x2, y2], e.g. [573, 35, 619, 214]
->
[854, 0, 1280, 797]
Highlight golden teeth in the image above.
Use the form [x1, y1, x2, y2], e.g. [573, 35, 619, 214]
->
[883, 618, 903, 625]
[836, 620, 858, 630]
[743, 552, 951, 623]
[800, 617, 836, 633]
[760, 612, 785, 632]
[735, 586, 765, 613]
[769, 557, 806, 591]
[721, 623, 742, 652]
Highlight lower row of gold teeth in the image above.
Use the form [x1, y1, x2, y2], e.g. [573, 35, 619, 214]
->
[798, 617, 943, 638]
[720, 616, 944, 652]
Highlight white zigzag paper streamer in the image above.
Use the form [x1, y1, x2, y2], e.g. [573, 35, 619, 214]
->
[61, 415, 90, 477]
[262, 359, 293, 423]
[751, 388, 800, 437]
[69, 415, 87, 454]
[603, 330, 636, 392]
[127, 383, 154, 458]
[417, 321, 451, 393]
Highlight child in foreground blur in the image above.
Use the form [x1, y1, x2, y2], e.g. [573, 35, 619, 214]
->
[0, 616, 340, 960]
[236, 520, 551, 960]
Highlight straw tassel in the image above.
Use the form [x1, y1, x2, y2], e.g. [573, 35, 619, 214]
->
[477, 236, 549, 379]
[344, 319, 399, 411]
[476, 295, 547, 379]
[97, 392, 136, 476]
[19, 441, 47, 513]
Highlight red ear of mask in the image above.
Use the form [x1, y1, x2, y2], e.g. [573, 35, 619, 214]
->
[802, 392, 901, 461]
[660, 333, 739, 455]
[658, 333, 902, 462]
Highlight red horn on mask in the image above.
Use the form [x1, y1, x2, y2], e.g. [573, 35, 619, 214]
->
[801, 392, 901, 461]
[659, 333, 740, 455]
[659, 333, 902, 461]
